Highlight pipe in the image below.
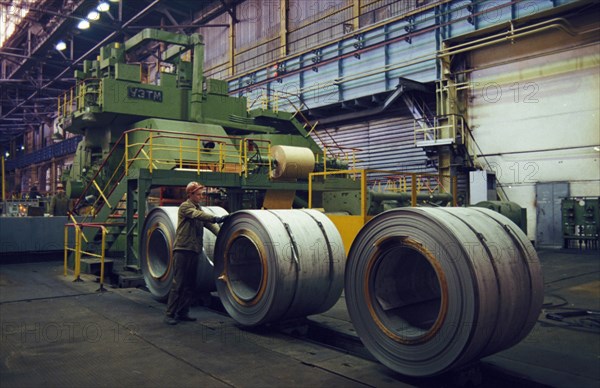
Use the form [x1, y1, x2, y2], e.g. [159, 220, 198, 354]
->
[344, 207, 543, 377]
[438, 18, 595, 58]
[369, 191, 453, 204]
[1, 156, 5, 201]
[140, 205, 228, 301]
[214, 209, 345, 326]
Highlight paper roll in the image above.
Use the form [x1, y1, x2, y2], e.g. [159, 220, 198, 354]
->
[270, 145, 315, 180]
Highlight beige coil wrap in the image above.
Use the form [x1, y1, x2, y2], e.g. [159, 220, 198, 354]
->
[270, 145, 315, 180]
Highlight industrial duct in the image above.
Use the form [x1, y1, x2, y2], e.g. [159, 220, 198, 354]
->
[344, 207, 543, 377]
[141, 206, 228, 301]
[214, 209, 345, 326]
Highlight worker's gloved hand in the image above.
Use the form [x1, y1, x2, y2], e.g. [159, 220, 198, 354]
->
[213, 215, 229, 224]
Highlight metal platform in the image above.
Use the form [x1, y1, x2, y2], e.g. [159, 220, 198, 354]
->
[1, 249, 598, 387]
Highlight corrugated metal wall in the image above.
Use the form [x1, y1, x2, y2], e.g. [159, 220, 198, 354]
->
[359, 0, 433, 26]
[312, 111, 436, 176]
[199, 13, 229, 74]
[234, 1, 281, 74]
[202, 0, 441, 81]
[288, 0, 348, 55]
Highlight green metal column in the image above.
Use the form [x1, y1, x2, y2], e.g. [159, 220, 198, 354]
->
[190, 35, 205, 122]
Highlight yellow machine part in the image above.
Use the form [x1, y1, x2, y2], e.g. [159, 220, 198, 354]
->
[326, 214, 372, 256]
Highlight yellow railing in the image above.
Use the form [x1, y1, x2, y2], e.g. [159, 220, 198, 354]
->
[124, 128, 272, 178]
[371, 172, 455, 201]
[57, 78, 101, 120]
[318, 144, 361, 177]
[309, 168, 456, 254]
[63, 222, 109, 291]
[309, 168, 455, 209]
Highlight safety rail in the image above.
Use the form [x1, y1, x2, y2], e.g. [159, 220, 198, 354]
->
[124, 128, 272, 178]
[371, 172, 456, 204]
[309, 168, 456, 210]
[309, 168, 367, 216]
[414, 114, 465, 145]
[72, 127, 274, 222]
[57, 78, 102, 119]
[246, 88, 353, 163]
[63, 222, 110, 292]
[308, 168, 456, 255]
[317, 144, 361, 176]
[413, 113, 479, 168]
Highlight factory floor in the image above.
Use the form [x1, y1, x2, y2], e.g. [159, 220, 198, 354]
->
[0, 249, 598, 388]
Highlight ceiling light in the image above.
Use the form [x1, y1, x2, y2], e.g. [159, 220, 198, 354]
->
[77, 19, 90, 29]
[87, 10, 100, 20]
[594, 146, 600, 152]
[109, 0, 120, 3]
[97, 2, 110, 12]
[4, 151, 9, 158]
[55, 41, 67, 51]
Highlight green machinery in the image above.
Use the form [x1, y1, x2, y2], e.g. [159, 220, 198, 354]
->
[57, 28, 359, 272]
[562, 197, 600, 249]
[56, 28, 527, 278]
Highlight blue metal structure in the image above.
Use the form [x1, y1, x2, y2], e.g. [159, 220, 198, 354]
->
[5, 136, 82, 171]
[230, 0, 583, 111]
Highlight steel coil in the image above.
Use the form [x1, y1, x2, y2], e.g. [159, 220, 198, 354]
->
[345, 207, 543, 377]
[141, 206, 228, 301]
[214, 209, 345, 326]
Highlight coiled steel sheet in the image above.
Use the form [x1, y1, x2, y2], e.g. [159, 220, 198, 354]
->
[345, 207, 543, 377]
[214, 209, 345, 326]
[141, 206, 228, 301]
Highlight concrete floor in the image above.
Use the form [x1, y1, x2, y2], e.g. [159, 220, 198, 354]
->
[0, 248, 598, 387]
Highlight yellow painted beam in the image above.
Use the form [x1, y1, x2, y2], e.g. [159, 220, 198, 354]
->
[1, 156, 5, 201]
[327, 215, 365, 256]
[280, 0, 288, 58]
[353, 0, 361, 31]
[228, 12, 235, 76]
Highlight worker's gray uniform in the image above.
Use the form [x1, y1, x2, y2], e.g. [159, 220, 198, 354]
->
[165, 199, 219, 318]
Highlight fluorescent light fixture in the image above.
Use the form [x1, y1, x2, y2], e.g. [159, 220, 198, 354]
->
[77, 19, 90, 29]
[109, 0, 119, 3]
[87, 10, 100, 20]
[97, 1, 110, 12]
[55, 41, 67, 51]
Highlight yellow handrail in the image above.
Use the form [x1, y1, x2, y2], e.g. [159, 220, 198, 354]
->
[63, 222, 109, 291]
[92, 180, 112, 209]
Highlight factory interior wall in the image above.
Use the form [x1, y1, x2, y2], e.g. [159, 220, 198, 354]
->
[314, 113, 436, 174]
[468, 31, 600, 241]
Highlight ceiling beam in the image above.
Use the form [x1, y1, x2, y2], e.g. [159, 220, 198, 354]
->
[1, 0, 162, 122]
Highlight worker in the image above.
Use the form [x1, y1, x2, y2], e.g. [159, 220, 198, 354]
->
[29, 185, 41, 199]
[164, 181, 228, 325]
[49, 183, 69, 216]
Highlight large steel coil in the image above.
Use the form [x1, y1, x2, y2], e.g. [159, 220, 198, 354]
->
[214, 209, 345, 326]
[345, 207, 543, 377]
[141, 206, 228, 301]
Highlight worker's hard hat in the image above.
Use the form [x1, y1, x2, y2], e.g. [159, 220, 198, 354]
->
[185, 181, 203, 195]
[57, 183, 64, 189]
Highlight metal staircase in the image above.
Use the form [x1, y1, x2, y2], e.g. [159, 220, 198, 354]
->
[67, 132, 137, 275]
[412, 112, 479, 171]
